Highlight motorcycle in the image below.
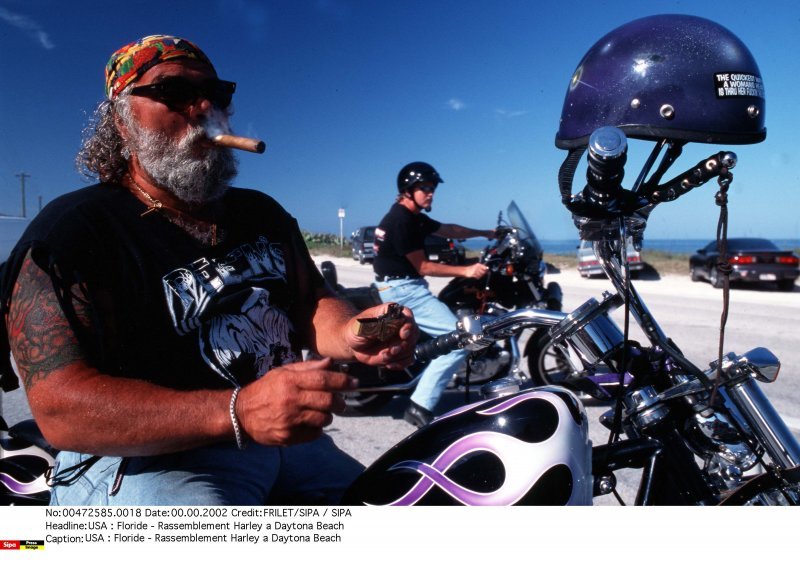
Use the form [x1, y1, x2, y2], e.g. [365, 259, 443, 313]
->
[319, 200, 564, 414]
[0, 412, 54, 505]
[342, 126, 800, 505]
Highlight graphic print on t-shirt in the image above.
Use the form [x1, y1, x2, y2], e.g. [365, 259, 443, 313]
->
[161, 236, 297, 385]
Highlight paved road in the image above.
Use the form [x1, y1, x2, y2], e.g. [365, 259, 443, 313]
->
[326, 255, 800, 424]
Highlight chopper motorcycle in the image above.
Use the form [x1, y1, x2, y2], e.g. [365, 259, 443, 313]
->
[319, 200, 563, 414]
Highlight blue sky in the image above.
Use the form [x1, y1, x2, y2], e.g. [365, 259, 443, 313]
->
[1, 0, 798, 241]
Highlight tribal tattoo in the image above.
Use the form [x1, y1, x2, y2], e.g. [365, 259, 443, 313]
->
[6, 253, 86, 390]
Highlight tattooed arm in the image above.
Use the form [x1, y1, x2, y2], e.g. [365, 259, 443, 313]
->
[6, 251, 355, 454]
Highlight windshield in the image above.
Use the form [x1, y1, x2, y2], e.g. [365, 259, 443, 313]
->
[507, 201, 543, 257]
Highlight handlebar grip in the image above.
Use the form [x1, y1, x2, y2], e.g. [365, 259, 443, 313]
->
[414, 330, 463, 362]
[584, 126, 627, 205]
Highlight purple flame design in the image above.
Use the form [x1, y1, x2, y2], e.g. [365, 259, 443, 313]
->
[0, 471, 47, 495]
[369, 390, 582, 506]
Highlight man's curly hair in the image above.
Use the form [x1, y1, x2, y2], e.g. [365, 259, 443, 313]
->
[75, 95, 133, 183]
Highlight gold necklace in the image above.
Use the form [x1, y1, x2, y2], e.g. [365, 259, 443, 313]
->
[129, 177, 164, 217]
[127, 177, 218, 246]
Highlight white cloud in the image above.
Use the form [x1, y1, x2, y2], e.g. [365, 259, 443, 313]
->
[495, 108, 530, 119]
[447, 98, 466, 111]
[0, 7, 54, 49]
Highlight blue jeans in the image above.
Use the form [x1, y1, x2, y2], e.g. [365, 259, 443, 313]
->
[49, 435, 364, 506]
[376, 277, 468, 412]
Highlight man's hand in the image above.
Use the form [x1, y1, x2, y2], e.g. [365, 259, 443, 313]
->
[463, 262, 490, 280]
[345, 303, 417, 370]
[237, 358, 356, 446]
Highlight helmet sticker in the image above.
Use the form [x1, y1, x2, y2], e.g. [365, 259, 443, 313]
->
[714, 72, 765, 99]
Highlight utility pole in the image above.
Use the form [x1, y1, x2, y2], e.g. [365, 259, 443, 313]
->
[338, 208, 346, 248]
[16, 172, 30, 218]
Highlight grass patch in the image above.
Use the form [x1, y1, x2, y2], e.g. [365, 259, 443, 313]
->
[306, 243, 352, 258]
[641, 249, 691, 275]
[544, 253, 577, 272]
[543, 250, 690, 276]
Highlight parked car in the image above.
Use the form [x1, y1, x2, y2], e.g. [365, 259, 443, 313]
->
[577, 238, 643, 278]
[424, 235, 466, 265]
[351, 226, 376, 264]
[351, 227, 466, 266]
[689, 238, 799, 291]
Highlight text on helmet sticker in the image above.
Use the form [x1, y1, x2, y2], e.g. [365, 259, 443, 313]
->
[714, 72, 765, 99]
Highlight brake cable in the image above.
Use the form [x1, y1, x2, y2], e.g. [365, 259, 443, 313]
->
[608, 224, 633, 449]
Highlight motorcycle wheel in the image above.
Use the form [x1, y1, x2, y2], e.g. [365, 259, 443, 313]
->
[341, 392, 394, 416]
[525, 329, 573, 387]
[719, 466, 800, 505]
[545, 282, 563, 312]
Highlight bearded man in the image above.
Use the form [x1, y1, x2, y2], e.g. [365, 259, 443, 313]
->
[0, 35, 415, 505]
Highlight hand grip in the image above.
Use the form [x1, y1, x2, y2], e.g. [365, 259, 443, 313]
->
[414, 330, 463, 362]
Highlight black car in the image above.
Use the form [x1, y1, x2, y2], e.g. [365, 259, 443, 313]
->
[424, 235, 466, 265]
[689, 238, 799, 291]
[351, 226, 376, 264]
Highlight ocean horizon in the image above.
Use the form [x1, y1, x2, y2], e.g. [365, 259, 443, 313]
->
[465, 237, 800, 255]
[1, 217, 797, 259]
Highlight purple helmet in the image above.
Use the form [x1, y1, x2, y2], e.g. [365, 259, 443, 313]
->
[556, 15, 766, 149]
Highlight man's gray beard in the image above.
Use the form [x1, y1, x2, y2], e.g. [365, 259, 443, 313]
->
[129, 124, 238, 205]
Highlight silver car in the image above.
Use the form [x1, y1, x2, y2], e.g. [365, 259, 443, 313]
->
[577, 238, 643, 278]
[351, 226, 376, 264]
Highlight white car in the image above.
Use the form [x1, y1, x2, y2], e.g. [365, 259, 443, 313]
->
[577, 238, 644, 278]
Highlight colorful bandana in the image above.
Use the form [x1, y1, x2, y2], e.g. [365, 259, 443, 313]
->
[105, 35, 215, 99]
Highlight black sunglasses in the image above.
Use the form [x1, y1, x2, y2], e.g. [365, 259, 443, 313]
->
[414, 185, 437, 194]
[129, 77, 236, 111]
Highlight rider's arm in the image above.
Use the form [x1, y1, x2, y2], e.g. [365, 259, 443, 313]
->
[405, 249, 488, 279]
[6, 251, 353, 454]
[285, 227, 416, 369]
[434, 223, 495, 240]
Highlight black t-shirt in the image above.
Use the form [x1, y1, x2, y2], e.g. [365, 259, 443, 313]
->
[373, 203, 440, 279]
[0, 183, 324, 392]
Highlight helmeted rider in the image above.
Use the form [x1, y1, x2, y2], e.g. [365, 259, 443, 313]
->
[373, 161, 495, 427]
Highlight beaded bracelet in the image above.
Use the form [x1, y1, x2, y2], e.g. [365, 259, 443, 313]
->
[229, 387, 246, 450]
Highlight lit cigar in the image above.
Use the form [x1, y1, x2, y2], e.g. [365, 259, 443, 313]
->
[211, 134, 266, 154]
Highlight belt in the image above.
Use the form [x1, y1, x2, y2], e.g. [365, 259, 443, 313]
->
[375, 275, 414, 282]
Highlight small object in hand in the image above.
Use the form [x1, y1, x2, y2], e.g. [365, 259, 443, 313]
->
[355, 303, 405, 342]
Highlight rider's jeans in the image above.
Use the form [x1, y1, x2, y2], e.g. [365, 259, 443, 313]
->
[49, 434, 364, 506]
[376, 277, 468, 412]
